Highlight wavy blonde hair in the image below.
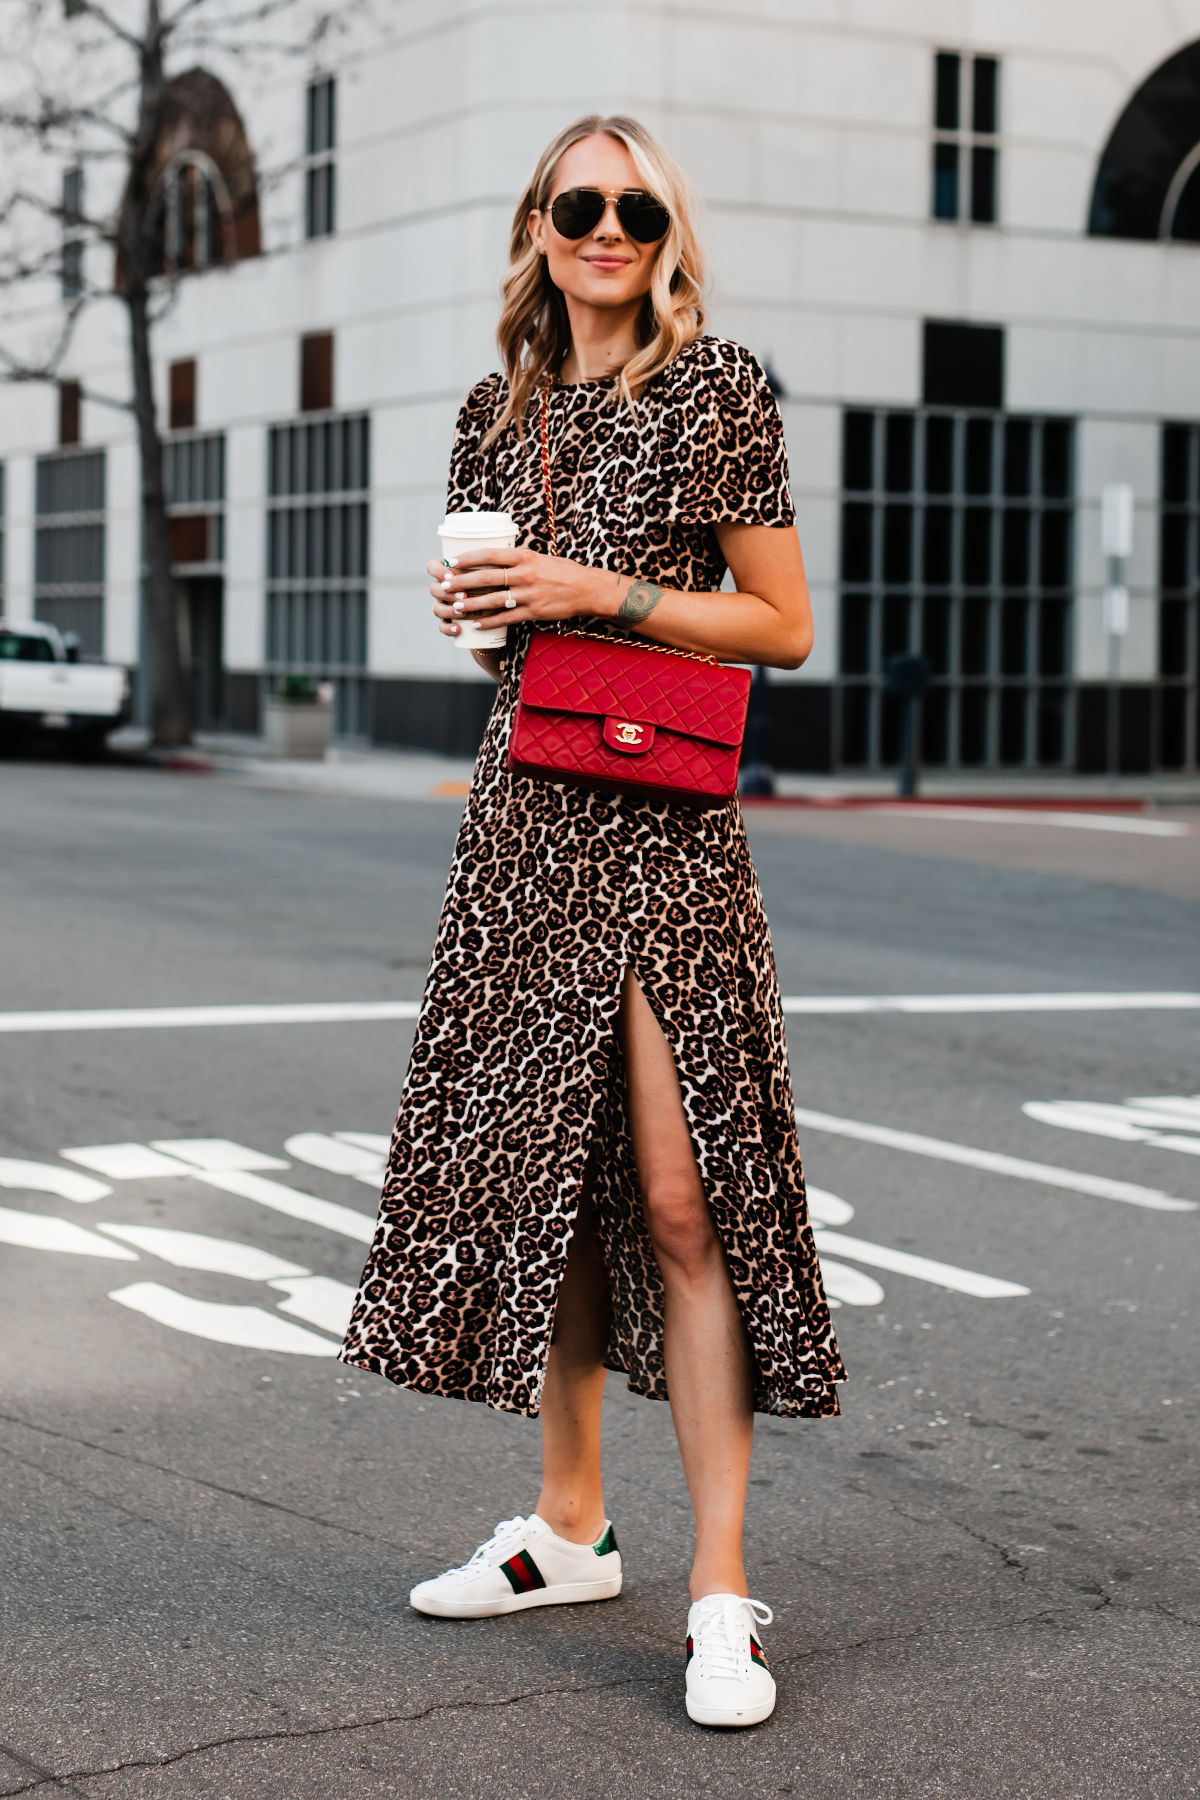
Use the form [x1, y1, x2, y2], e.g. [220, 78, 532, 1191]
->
[484, 115, 706, 445]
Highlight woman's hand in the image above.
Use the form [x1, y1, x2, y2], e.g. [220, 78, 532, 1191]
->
[428, 547, 620, 638]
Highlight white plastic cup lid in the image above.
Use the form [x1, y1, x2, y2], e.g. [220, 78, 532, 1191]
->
[438, 511, 516, 535]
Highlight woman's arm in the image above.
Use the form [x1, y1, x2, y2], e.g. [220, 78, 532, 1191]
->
[427, 522, 813, 671]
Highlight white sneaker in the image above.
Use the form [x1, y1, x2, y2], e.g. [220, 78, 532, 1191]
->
[409, 1514, 623, 1618]
[685, 1594, 777, 1727]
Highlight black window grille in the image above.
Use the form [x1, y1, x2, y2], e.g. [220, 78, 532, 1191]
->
[304, 76, 337, 239]
[838, 409, 1075, 770]
[266, 413, 369, 734]
[1159, 424, 1200, 768]
[34, 448, 105, 655]
[931, 51, 999, 225]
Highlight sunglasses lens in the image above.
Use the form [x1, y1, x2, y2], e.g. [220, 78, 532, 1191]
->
[550, 190, 606, 239]
[618, 194, 671, 242]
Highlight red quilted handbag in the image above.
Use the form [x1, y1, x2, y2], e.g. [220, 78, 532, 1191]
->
[507, 383, 751, 806]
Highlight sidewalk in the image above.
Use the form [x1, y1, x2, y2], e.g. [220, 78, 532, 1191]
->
[109, 727, 1200, 808]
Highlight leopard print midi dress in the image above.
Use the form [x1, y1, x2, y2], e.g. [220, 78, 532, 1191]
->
[340, 336, 846, 1419]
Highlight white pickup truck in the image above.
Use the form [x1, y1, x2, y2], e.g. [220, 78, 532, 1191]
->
[0, 619, 130, 752]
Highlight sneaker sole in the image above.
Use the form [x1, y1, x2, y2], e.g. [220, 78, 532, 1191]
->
[686, 1693, 777, 1728]
[411, 1575, 623, 1619]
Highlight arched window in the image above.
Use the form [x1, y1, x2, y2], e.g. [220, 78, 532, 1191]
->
[1088, 39, 1200, 242]
[118, 68, 261, 285]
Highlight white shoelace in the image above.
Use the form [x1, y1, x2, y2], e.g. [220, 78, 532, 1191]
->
[692, 1596, 773, 1683]
[439, 1514, 528, 1582]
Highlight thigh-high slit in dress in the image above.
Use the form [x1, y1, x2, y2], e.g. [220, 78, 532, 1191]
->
[339, 337, 846, 1419]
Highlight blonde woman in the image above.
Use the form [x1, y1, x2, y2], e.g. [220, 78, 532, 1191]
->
[341, 115, 844, 1729]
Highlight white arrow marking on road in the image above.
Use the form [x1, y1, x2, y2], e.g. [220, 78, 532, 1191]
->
[0, 1206, 138, 1259]
[335, 1132, 391, 1155]
[267, 1275, 357, 1336]
[1022, 1098, 1200, 1157]
[150, 1139, 290, 1172]
[108, 1283, 339, 1354]
[812, 1229, 1030, 1298]
[1129, 1094, 1200, 1123]
[62, 1143, 196, 1180]
[806, 1186, 855, 1227]
[285, 1133, 384, 1186]
[781, 993, 1200, 1015]
[794, 1107, 1197, 1212]
[193, 1169, 376, 1243]
[0, 1157, 112, 1203]
[3, 995, 1200, 1034]
[98, 1225, 309, 1281]
[817, 1258, 885, 1306]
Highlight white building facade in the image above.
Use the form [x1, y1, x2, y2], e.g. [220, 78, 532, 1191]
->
[3, 0, 1200, 775]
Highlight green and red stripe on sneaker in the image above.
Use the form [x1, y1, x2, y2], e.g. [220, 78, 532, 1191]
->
[500, 1551, 547, 1595]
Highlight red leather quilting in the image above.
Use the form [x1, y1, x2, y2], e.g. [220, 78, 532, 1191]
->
[519, 632, 750, 747]
[509, 703, 741, 802]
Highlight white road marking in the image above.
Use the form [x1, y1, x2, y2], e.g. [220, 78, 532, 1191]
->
[817, 1258, 885, 1306]
[193, 1169, 376, 1243]
[284, 1133, 384, 1185]
[62, 1143, 196, 1180]
[861, 804, 1188, 836]
[1023, 1100, 1200, 1152]
[150, 1139, 290, 1172]
[0, 1156, 111, 1203]
[267, 1275, 357, 1336]
[108, 1282, 339, 1354]
[1129, 1094, 1200, 1123]
[0, 1206, 138, 1260]
[781, 992, 1200, 1015]
[812, 1228, 1030, 1298]
[0, 1002, 421, 1033]
[806, 1186, 855, 1227]
[794, 1106, 1197, 1212]
[4, 994, 1200, 1033]
[98, 1225, 309, 1281]
[336, 1132, 391, 1155]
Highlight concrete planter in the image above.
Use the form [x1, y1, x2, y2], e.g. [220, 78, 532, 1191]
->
[264, 696, 333, 760]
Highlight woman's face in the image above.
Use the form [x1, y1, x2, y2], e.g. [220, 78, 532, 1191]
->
[528, 134, 665, 313]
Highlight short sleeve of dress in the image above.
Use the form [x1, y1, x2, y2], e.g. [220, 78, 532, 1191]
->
[650, 339, 795, 530]
[446, 373, 505, 511]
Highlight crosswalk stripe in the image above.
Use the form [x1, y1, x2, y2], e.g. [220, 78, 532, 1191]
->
[794, 1107, 1197, 1212]
[813, 1229, 1029, 1297]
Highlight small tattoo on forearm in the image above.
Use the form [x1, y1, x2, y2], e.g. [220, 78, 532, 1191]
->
[617, 578, 663, 625]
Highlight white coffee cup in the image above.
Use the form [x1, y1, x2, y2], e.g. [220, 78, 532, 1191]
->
[438, 511, 518, 650]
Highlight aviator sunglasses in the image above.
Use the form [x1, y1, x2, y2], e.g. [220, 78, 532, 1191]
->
[548, 187, 671, 244]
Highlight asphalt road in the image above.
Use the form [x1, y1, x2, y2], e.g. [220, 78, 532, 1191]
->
[1, 757, 1198, 1798]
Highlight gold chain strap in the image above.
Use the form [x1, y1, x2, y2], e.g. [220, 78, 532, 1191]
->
[537, 379, 717, 669]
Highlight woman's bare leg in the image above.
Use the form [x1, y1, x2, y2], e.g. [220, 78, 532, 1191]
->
[619, 969, 755, 1601]
[534, 1179, 611, 1545]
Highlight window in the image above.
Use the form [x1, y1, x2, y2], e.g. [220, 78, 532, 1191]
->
[1090, 40, 1200, 242]
[304, 75, 336, 239]
[931, 51, 999, 225]
[169, 358, 196, 430]
[59, 380, 81, 446]
[300, 331, 334, 412]
[34, 449, 105, 657]
[1159, 425, 1200, 768]
[923, 321, 1004, 410]
[266, 413, 369, 734]
[838, 408, 1074, 770]
[165, 430, 225, 568]
[61, 165, 84, 299]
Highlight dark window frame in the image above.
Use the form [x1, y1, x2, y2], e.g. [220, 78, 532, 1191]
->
[34, 446, 106, 657]
[304, 74, 337, 239]
[264, 411, 370, 736]
[1158, 422, 1200, 769]
[931, 50, 1000, 226]
[837, 406, 1076, 772]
